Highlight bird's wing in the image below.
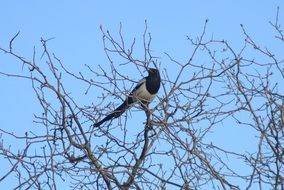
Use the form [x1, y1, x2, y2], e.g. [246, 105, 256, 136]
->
[130, 78, 146, 94]
[125, 77, 146, 105]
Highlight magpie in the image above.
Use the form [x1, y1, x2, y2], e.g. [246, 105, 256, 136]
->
[94, 68, 161, 127]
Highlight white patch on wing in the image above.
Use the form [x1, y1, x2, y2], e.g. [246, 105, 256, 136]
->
[132, 82, 155, 103]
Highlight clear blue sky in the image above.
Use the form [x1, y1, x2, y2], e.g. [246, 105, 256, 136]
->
[0, 1, 282, 189]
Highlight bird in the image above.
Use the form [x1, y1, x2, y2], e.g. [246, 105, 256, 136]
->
[94, 68, 161, 127]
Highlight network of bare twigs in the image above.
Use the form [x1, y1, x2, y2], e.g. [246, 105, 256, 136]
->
[0, 14, 283, 190]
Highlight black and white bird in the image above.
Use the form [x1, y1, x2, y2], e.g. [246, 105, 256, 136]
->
[94, 68, 161, 127]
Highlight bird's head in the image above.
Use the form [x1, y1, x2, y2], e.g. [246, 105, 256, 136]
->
[147, 68, 159, 77]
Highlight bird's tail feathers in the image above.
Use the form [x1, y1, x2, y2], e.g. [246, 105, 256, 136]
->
[94, 99, 132, 127]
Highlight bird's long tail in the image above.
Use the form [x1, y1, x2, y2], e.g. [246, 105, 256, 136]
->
[94, 98, 133, 127]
